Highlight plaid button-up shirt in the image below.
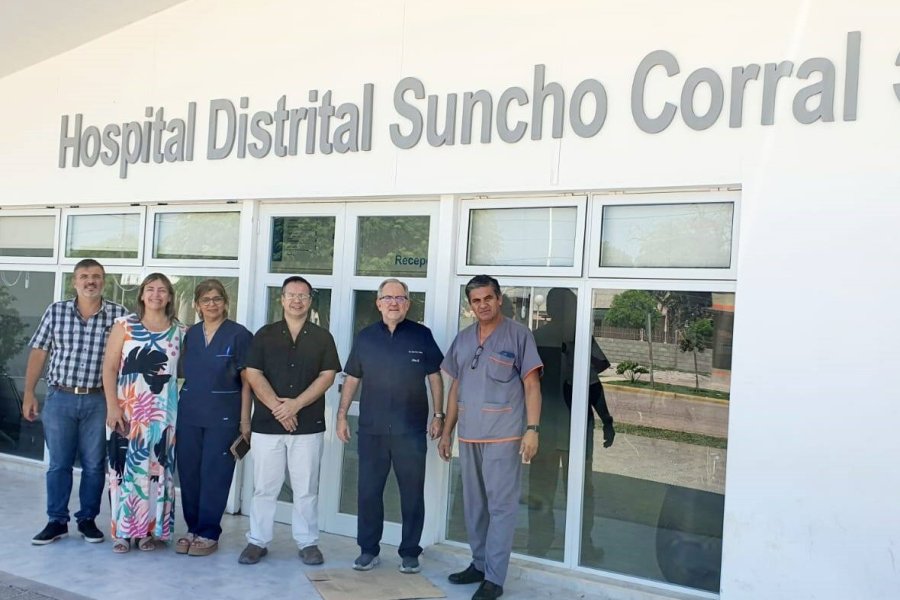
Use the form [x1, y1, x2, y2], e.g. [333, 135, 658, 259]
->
[29, 298, 128, 389]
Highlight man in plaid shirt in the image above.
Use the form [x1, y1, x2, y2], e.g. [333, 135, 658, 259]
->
[22, 259, 127, 545]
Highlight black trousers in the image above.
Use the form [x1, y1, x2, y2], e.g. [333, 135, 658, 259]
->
[357, 432, 427, 558]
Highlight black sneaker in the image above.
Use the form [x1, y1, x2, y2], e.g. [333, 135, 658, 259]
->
[77, 519, 104, 543]
[352, 553, 380, 571]
[32, 521, 68, 545]
[448, 563, 485, 584]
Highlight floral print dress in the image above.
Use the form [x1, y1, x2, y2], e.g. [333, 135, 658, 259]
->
[108, 314, 185, 541]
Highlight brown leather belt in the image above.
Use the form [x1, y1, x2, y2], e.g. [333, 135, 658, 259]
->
[54, 385, 103, 395]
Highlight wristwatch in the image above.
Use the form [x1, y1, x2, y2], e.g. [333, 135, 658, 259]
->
[433, 412, 446, 420]
[525, 424, 540, 434]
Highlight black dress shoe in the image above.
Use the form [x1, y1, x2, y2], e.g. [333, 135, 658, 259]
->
[472, 580, 504, 600]
[448, 563, 485, 584]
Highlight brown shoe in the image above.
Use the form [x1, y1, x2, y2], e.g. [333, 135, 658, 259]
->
[238, 543, 268, 565]
[299, 545, 324, 565]
[175, 534, 194, 555]
[188, 536, 218, 557]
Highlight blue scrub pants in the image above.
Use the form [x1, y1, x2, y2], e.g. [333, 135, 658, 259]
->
[357, 432, 427, 558]
[175, 423, 238, 540]
[459, 440, 522, 586]
[41, 388, 107, 524]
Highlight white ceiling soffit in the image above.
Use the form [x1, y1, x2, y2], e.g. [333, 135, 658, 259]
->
[0, 0, 189, 79]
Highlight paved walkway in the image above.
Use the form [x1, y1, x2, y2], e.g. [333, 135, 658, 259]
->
[0, 462, 684, 600]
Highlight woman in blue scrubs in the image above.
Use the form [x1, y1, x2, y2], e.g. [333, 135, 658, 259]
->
[175, 279, 253, 556]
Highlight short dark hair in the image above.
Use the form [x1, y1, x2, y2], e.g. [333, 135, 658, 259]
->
[73, 258, 105, 274]
[193, 278, 229, 319]
[281, 275, 313, 295]
[465, 275, 501, 301]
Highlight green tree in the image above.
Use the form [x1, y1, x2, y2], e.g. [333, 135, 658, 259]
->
[678, 318, 714, 390]
[0, 287, 27, 373]
[604, 290, 661, 330]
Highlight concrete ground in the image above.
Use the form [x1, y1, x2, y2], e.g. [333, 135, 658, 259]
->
[0, 461, 695, 600]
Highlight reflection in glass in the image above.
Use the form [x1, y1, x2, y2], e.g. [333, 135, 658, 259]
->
[269, 217, 335, 275]
[467, 207, 577, 267]
[0, 216, 55, 257]
[600, 203, 733, 268]
[355, 216, 430, 278]
[153, 212, 240, 260]
[338, 414, 402, 522]
[352, 290, 425, 338]
[266, 286, 331, 329]
[63, 274, 239, 328]
[580, 288, 733, 592]
[66, 214, 140, 259]
[447, 285, 586, 563]
[0, 270, 55, 460]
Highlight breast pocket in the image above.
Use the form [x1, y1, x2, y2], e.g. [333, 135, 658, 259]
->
[486, 350, 517, 383]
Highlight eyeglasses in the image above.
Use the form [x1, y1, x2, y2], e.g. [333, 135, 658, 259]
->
[378, 295, 409, 304]
[198, 296, 225, 306]
[470, 345, 484, 369]
[283, 292, 312, 302]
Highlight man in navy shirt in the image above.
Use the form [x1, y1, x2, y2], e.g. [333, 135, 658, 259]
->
[336, 278, 444, 574]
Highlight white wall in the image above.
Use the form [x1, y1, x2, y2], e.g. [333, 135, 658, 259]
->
[1, 1, 899, 598]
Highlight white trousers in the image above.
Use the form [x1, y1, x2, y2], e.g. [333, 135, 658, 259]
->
[246, 432, 324, 549]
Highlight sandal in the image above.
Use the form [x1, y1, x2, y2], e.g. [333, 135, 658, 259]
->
[175, 534, 194, 555]
[112, 538, 130, 554]
[137, 536, 156, 552]
[187, 536, 218, 557]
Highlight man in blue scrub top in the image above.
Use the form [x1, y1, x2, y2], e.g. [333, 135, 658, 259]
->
[439, 275, 543, 600]
[336, 278, 444, 574]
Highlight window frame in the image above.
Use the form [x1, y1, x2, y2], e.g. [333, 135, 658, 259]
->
[59, 206, 146, 267]
[587, 190, 740, 281]
[144, 203, 243, 269]
[0, 209, 60, 264]
[457, 195, 587, 277]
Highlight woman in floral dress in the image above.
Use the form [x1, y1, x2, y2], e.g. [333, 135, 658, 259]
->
[103, 273, 185, 553]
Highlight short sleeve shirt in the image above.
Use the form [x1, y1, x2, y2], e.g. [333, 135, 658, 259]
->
[29, 298, 128, 388]
[442, 317, 542, 442]
[344, 319, 444, 435]
[178, 319, 254, 428]
[245, 320, 341, 435]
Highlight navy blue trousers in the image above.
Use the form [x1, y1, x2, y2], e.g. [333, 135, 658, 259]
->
[357, 432, 427, 558]
[175, 423, 238, 541]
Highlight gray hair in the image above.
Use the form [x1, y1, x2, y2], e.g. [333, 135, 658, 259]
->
[377, 278, 409, 297]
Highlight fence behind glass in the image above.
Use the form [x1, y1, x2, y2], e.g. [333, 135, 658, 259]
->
[580, 288, 733, 593]
[0, 270, 55, 460]
[445, 283, 732, 593]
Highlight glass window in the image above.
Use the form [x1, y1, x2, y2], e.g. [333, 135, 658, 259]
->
[66, 213, 141, 259]
[0, 216, 55, 258]
[269, 217, 335, 275]
[0, 270, 55, 460]
[447, 284, 578, 563]
[600, 203, 733, 268]
[580, 288, 733, 592]
[355, 216, 430, 278]
[266, 286, 331, 329]
[153, 212, 240, 260]
[467, 207, 578, 267]
[351, 290, 426, 338]
[338, 414, 403, 522]
[62, 272, 141, 310]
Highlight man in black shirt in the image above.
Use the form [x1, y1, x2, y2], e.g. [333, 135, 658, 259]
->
[238, 276, 341, 566]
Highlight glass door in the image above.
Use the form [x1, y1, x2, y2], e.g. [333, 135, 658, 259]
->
[242, 200, 439, 544]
